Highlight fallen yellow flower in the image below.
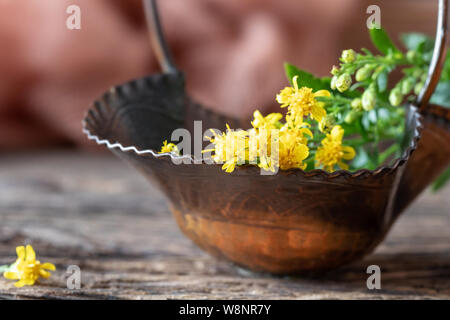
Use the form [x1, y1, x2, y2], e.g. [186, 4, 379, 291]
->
[3, 245, 56, 288]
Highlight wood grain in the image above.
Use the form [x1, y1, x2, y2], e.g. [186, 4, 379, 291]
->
[0, 151, 449, 299]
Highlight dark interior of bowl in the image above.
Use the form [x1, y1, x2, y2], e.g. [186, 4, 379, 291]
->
[84, 72, 245, 155]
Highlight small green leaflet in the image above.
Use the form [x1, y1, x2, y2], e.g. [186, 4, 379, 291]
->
[284, 63, 329, 90]
[369, 28, 400, 55]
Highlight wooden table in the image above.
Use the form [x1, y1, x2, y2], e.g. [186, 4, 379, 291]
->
[0, 151, 449, 299]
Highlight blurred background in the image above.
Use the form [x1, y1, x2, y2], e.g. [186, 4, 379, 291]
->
[0, 0, 442, 151]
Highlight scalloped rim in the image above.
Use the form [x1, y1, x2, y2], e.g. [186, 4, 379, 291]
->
[82, 123, 193, 161]
[82, 76, 426, 179]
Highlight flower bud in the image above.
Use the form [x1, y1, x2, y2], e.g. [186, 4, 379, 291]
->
[330, 66, 339, 76]
[396, 108, 405, 116]
[351, 98, 363, 111]
[336, 73, 352, 92]
[414, 82, 424, 95]
[401, 79, 414, 95]
[344, 111, 358, 124]
[412, 69, 422, 78]
[341, 49, 356, 63]
[330, 76, 338, 90]
[355, 66, 372, 82]
[406, 50, 417, 63]
[362, 89, 376, 111]
[420, 73, 428, 82]
[389, 88, 403, 106]
[319, 115, 335, 133]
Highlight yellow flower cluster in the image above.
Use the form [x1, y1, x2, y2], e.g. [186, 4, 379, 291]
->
[204, 124, 252, 173]
[159, 76, 356, 173]
[205, 76, 356, 173]
[3, 245, 56, 287]
[276, 76, 329, 124]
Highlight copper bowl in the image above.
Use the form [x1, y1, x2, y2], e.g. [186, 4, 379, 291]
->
[82, 72, 428, 274]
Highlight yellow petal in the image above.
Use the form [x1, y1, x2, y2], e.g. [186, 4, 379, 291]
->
[314, 90, 331, 98]
[330, 125, 344, 141]
[23, 278, 35, 286]
[342, 146, 356, 160]
[39, 269, 51, 279]
[222, 162, 236, 173]
[253, 110, 263, 119]
[296, 144, 310, 161]
[338, 161, 349, 170]
[41, 263, 56, 271]
[16, 246, 25, 261]
[3, 271, 19, 280]
[292, 75, 299, 91]
[14, 280, 27, 288]
[300, 128, 314, 138]
[311, 104, 326, 122]
[25, 245, 36, 262]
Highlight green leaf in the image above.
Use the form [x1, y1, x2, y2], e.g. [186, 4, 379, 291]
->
[400, 33, 434, 52]
[284, 62, 361, 98]
[431, 166, 450, 192]
[440, 53, 450, 82]
[284, 63, 328, 91]
[369, 28, 400, 55]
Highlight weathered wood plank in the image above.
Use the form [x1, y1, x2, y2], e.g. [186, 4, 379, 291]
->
[0, 151, 449, 299]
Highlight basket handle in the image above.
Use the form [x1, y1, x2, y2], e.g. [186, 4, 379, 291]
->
[143, 0, 177, 73]
[417, 0, 448, 111]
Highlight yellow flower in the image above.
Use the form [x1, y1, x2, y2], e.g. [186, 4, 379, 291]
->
[276, 125, 311, 170]
[278, 139, 309, 170]
[315, 125, 356, 172]
[204, 125, 250, 173]
[251, 110, 282, 130]
[159, 140, 179, 154]
[276, 76, 330, 123]
[250, 111, 283, 172]
[280, 124, 313, 146]
[3, 245, 56, 288]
